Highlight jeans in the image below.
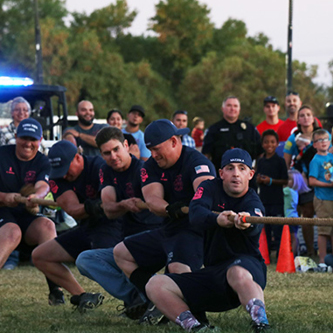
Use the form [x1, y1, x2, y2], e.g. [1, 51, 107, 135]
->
[76, 247, 145, 305]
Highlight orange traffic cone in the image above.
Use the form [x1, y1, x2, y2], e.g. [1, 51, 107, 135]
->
[276, 225, 296, 273]
[259, 228, 270, 265]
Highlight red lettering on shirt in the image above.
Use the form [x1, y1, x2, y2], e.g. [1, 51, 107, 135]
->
[49, 180, 58, 194]
[99, 169, 104, 185]
[6, 167, 15, 175]
[126, 182, 134, 198]
[174, 174, 183, 192]
[140, 168, 148, 183]
[24, 170, 36, 183]
[86, 185, 96, 198]
[193, 186, 204, 200]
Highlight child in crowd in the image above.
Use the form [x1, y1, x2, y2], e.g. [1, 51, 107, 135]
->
[309, 129, 333, 264]
[293, 132, 316, 175]
[191, 117, 204, 152]
[256, 129, 289, 259]
[284, 169, 311, 256]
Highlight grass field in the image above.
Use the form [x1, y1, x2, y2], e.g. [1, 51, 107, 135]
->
[1, 263, 333, 333]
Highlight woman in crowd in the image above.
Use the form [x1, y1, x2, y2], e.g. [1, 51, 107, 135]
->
[283, 105, 321, 258]
[106, 109, 140, 159]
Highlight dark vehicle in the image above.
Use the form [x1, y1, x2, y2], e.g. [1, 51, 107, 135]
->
[0, 80, 68, 141]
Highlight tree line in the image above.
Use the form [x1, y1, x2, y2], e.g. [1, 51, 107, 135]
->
[1, 0, 332, 127]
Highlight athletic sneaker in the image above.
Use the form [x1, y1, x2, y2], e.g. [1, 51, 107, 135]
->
[251, 321, 271, 332]
[139, 302, 168, 325]
[117, 297, 149, 320]
[70, 292, 104, 314]
[48, 288, 65, 306]
[191, 324, 221, 332]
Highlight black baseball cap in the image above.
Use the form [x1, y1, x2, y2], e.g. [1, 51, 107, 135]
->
[144, 119, 189, 148]
[264, 96, 279, 105]
[221, 148, 253, 169]
[16, 118, 43, 140]
[129, 105, 145, 118]
[48, 141, 78, 179]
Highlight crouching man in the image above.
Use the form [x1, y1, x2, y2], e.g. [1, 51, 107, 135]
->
[145, 149, 270, 332]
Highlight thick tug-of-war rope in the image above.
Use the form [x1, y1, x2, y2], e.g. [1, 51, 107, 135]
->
[136, 201, 333, 226]
[14, 195, 59, 207]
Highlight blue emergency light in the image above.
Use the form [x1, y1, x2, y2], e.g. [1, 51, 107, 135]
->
[0, 76, 34, 86]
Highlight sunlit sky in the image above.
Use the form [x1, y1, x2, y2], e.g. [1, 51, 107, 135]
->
[66, 0, 333, 87]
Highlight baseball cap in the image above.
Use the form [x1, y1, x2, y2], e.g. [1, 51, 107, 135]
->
[144, 119, 190, 148]
[221, 148, 253, 169]
[129, 105, 145, 118]
[263, 96, 279, 105]
[48, 140, 78, 179]
[16, 118, 43, 140]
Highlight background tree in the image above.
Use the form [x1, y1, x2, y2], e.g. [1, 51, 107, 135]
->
[0, 0, 330, 128]
[150, 0, 214, 87]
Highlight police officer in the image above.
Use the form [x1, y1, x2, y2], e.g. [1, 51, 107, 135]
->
[202, 96, 262, 173]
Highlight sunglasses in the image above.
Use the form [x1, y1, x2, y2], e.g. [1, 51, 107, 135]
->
[286, 91, 299, 97]
[173, 110, 188, 116]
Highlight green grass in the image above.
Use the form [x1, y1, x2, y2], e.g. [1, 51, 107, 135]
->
[1, 263, 333, 333]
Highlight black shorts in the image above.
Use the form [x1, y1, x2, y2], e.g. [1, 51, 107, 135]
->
[168, 255, 267, 313]
[298, 190, 314, 205]
[0, 207, 42, 234]
[0, 207, 47, 253]
[124, 227, 203, 273]
[56, 220, 123, 259]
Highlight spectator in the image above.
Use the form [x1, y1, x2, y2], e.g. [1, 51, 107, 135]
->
[172, 110, 195, 148]
[283, 105, 322, 257]
[63, 100, 108, 156]
[32, 140, 123, 311]
[309, 129, 333, 264]
[276, 92, 302, 142]
[144, 149, 269, 332]
[256, 96, 284, 135]
[202, 96, 262, 173]
[0, 96, 31, 146]
[284, 169, 311, 256]
[106, 109, 140, 159]
[277, 92, 322, 142]
[191, 117, 205, 152]
[122, 105, 151, 161]
[0, 118, 60, 304]
[256, 130, 288, 259]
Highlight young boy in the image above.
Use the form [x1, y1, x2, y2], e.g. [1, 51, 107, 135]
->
[309, 129, 333, 264]
[256, 130, 289, 259]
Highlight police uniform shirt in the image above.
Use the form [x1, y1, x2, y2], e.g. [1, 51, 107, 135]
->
[0, 145, 50, 212]
[49, 155, 106, 225]
[202, 119, 262, 171]
[99, 155, 162, 236]
[140, 146, 216, 234]
[189, 178, 265, 267]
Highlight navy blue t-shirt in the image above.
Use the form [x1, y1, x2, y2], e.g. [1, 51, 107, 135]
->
[99, 155, 162, 236]
[256, 153, 288, 206]
[140, 146, 216, 233]
[189, 178, 265, 267]
[50, 155, 104, 203]
[0, 145, 50, 213]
